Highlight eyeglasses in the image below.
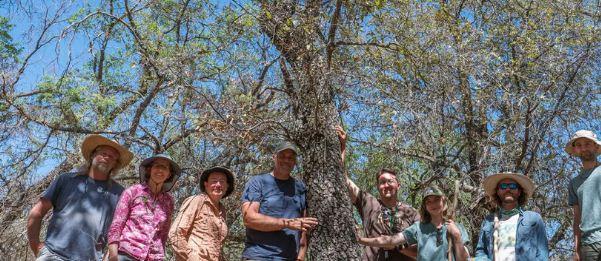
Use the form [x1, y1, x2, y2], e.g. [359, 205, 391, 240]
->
[378, 179, 397, 186]
[498, 183, 519, 190]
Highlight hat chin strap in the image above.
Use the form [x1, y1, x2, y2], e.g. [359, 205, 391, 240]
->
[148, 179, 164, 194]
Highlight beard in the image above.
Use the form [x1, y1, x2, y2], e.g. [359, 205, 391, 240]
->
[93, 161, 113, 174]
[579, 151, 598, 162]
[500, 194, 518, 204]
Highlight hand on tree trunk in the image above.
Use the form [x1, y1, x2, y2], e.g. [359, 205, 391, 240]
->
[283, 217, 319, 231]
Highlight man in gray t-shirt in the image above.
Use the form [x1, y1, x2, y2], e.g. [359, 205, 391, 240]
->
[565, 130, 601, 261]
[27, 135, 133, 260]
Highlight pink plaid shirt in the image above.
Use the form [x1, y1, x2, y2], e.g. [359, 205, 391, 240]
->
[107, 184, 174, 261]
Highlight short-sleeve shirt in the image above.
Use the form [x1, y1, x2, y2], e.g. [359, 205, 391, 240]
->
[241, 173, 307, 260]
[42, 172, 124, 261]
[568, 166, 601, 245]
[356, 190, 420, 261]
[402, 221, 470, 261]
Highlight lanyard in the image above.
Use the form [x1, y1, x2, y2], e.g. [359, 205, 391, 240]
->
[383, 204, 400, 232]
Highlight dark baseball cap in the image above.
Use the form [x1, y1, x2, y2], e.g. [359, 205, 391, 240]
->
[423, 186, 444, 198]
[274, 141, 299, 155]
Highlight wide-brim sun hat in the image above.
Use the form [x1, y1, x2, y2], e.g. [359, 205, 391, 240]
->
[482, 172, 535, 202]
[199, 166, 235, 198]
[81, 134, 133, 170]
[565, 130, 601, 155]
[139, 154, 182, 192]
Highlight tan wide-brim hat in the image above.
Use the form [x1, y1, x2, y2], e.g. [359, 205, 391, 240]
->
[482, 172, 535, 202]
[81, 135, 134, 170]
[565, 130, 601, 155]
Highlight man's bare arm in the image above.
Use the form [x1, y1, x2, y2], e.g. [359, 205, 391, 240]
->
[296, 210, 311, 261]
[336, 126, 360, 204]
[27, 198, 52, 256]
[358, 233, 407, 249]
[241, 202, 318, 232]
[574, 205, 581, 261]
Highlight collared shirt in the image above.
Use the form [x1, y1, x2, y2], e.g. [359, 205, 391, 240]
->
[356, 190, 420, 261]
[475, 209, 549, 261]
[42, 172, 124, 261]
[107, 184, 174, 261]
[169, 193, 228, 261]
[402, 221, 470, 261]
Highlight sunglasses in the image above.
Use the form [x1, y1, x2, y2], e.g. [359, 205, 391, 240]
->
[436, 227, 443, 247]
[498, 183, 519, 190]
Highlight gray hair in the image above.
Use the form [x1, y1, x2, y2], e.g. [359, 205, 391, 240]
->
[76, 149, 120, 185]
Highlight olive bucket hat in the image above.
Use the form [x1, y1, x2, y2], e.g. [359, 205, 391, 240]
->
[422, 186, 445, 199]
[199, 166, 235, 198]
[139, 154, 182, 192]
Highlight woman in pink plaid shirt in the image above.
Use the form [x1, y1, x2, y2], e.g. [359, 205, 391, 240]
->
[106, 154, 181, 261]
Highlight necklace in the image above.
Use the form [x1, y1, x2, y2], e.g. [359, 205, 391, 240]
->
[499, 207, 520, 219]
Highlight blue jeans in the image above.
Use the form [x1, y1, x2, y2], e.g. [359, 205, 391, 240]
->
[36, 246, 69, 261]
[581, 242, 601, 261]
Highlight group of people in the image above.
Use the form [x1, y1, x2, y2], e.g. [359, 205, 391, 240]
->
[348, 129, 601, 261]
[24, 128, 601, 261]
[26, 135, 234, 261]
[338, 127, 547, 261]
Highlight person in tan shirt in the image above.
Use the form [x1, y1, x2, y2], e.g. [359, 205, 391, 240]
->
[168, 166, 235, 261]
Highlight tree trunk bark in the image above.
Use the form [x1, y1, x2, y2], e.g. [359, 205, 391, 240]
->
[287, 58, 361, 260]
[257, 0, 361, 259]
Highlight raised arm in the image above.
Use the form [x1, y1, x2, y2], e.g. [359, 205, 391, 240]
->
[336, 126, 360, 204]
[358, 233, 406, 249]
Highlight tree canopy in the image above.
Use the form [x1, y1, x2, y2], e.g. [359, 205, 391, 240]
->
[1, 0, 599, 259]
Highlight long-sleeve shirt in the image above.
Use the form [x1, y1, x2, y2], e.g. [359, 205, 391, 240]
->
[107, 183, 174, 261]
[168, 193, 228, 261]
